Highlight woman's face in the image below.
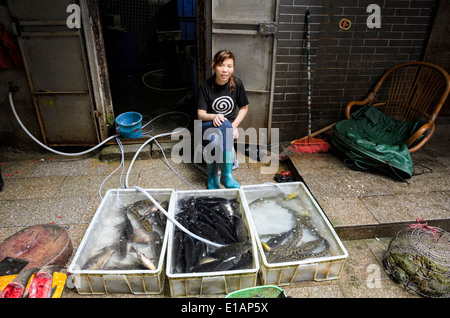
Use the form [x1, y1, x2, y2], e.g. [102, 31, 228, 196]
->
[213, 57, 234, 85]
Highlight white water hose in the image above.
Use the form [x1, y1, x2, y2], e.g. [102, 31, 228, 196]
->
[123, 112, 189, 189]
[132, 186, 224, 248]
[8, 92, 120, 156]
[9, 90, 189, 178]
[9, 90, 222, 248]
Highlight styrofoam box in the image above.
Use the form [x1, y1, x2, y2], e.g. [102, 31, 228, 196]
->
[67, 189, 174, 294]
[240, 182, 348, 286]
[166, 189, 260, 297]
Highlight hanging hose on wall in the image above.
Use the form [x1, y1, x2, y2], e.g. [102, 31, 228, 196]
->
[8, 84, 121, 157]
[8, 83, 189, 166]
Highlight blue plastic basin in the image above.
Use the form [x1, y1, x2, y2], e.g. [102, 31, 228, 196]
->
[115, 112, 142, 138]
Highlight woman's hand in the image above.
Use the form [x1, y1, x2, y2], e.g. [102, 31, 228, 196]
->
[198, 109, 226, 127]
[230, 105, 248, 139]
[232, 125, 239, 139]
[212, 114, 226, 127]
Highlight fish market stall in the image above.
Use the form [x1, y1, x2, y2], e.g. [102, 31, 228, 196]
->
[67, 189, 174, 295]
[240, 182, 348, 286]
[166, 189, 259, 297]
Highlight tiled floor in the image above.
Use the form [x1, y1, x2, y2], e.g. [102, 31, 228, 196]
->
[0, 133, 448, 298]
[291, 136, 450, 240]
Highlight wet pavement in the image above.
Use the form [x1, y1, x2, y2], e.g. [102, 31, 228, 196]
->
[0, 130, 448, 299]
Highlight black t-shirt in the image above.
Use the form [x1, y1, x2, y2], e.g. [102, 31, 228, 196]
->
[197, 76, 249, 122]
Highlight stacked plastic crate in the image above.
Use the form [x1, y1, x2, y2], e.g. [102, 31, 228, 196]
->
[178, 0, 196, 41]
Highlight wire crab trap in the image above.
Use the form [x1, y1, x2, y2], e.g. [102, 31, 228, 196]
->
[383, 218, 450, 298]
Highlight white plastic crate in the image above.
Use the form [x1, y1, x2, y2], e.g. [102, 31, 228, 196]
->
[166, 189, 259, 297]
[67, 188, 174, 294]
[240, 182, 348, 286]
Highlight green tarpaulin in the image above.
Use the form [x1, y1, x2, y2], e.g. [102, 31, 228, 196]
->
[331, 105, 421, 180]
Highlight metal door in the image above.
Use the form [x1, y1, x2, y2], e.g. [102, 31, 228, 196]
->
[7, 0, 100, 146]
[211, 0, 278, 135]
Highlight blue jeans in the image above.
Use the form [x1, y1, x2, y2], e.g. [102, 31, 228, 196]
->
[202, 120, 234, 156]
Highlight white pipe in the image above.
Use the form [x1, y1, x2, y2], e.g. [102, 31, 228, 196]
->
[9, 92, 120, 156]
[124, 112, 189, 189]
[10, 90, 195, 190]
[98, 137, 125, 199]
[9, 92, 190, 164]
[10, 91, 221, 247]
[132, 186, 224, 248]
[10, 90, 194, 190]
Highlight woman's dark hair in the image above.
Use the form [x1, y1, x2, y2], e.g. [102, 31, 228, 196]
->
[211, 50, 236, 93]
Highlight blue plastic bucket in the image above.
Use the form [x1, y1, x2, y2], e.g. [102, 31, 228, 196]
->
[115, 112, 143, 138]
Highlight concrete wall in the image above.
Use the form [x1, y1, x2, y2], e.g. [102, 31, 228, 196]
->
[273, 0, 440, 141]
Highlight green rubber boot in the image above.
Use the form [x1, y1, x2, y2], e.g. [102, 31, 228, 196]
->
[220, 151, 240, 188]
[206, 162, 220, 189]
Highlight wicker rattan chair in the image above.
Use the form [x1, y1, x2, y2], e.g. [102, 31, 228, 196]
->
[345, 61, 450, 153]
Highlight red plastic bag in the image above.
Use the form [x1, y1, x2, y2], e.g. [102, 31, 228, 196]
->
[0, 24, 23, 69]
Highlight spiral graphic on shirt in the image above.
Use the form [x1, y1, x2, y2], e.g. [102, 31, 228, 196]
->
[212, 96, 234, 116]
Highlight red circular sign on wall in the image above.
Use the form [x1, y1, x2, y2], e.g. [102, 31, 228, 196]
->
[339, 18, 351, 30]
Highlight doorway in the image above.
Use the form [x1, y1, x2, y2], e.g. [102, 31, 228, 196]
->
[98, 0, 197, 138]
